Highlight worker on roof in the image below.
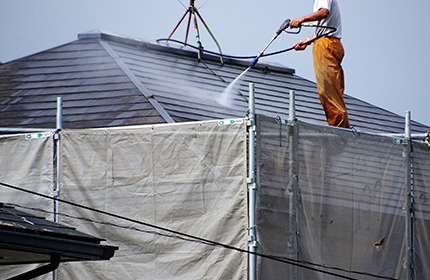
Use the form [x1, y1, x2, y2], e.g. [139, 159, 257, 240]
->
[290, 0, 350, 129]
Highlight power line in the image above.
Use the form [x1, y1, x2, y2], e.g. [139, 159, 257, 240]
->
[0, 181, 397, 280]
[9, 203, 216, 247]
[176, 0, 187, 10]
[197, 0, 211, 10]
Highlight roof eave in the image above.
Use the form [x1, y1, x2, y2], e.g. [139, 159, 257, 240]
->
[0, 229, 118, 265]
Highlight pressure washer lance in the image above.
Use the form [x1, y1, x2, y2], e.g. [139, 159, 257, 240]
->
[248, 19, 291, 68]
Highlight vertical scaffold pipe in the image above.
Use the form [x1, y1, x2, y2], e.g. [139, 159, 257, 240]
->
[288, 90, 299, 280]
[53, 97, 62, 280]
[248, 83, 257, 280]
[56, 97, 63, 131]
[54, 97, 62, 221]
[404, 110, 415, 280]
[289, 90, 296, 121]
[54, 97, 62, 223]
[405, 111, 411, 140]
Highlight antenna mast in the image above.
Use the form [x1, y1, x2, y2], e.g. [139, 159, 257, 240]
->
[167, 0, 224, 63]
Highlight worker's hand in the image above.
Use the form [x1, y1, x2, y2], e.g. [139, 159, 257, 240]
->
[290, 17, 304, 28]
[294, 39, 308, 51]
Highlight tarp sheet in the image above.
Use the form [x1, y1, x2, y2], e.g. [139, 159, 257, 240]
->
[256, 115, 430, 280]
[57, 119, 248, 280]
[0, 132, 53, 207]
[0, 132, 54, 279]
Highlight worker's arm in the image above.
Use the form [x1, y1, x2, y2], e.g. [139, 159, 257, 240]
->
[290, 8, 329, 28]
[291, 8, 329, 51]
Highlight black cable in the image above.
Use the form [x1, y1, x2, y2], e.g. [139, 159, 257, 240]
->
[9, 203, 216, 247]
[0, 181, 397, 280]
[9, 202, 399, 280]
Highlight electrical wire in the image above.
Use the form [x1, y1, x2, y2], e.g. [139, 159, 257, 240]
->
[8, 203, 215, 247]
[176, 0, 187, 10]
[0, 181, 398, 280]
[198, 0, 211, 10]
[8, 202, 399, 280]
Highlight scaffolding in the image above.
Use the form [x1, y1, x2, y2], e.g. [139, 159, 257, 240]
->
[1, 88, 429, 279]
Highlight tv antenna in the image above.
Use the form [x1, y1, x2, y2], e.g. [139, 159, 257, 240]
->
[167, 0, 224, 63]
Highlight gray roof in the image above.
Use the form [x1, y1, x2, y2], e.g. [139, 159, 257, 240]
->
[0, 29, 428, 134]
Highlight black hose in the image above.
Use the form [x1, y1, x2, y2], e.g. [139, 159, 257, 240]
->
[156, 24, 336, 61]
[156, 38, 295, 60]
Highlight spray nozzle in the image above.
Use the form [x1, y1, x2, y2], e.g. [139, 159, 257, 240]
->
[277, 18, 291, 35]
[249, 58, 258, 68]
[249, 18, 291, 68]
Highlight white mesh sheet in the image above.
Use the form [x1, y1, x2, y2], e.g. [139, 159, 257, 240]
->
[412, 142, 430, 278]
[255, 116, 430, 280]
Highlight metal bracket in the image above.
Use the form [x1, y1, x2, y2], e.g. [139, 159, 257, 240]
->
[247, 119, 255, 127]
[247, 235, 259, 248]
[393, 138, 409, 145]
[247, 177, 257, 190]
[276, 116, 289, 125]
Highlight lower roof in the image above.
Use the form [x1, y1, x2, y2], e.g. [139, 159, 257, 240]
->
[0, 203, 118, 266]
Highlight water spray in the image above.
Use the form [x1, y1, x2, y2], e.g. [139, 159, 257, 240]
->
[218, 19, 292, 107]
[213, 19, 336, 107]
[217, 19, 292, 107]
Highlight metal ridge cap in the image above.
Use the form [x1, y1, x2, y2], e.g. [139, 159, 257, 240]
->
[78, 30, 295, 74]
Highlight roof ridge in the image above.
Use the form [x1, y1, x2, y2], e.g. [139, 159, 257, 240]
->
[97, 38, 175, 124]
[78, 29, 296, 75]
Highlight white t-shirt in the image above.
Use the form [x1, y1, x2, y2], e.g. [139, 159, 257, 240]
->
[313, 0, 342, 39]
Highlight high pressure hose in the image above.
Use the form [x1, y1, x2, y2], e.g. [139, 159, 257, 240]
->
[157, 18, 336, 67]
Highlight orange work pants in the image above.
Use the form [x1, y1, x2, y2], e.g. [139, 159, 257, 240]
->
[313, 37, 350, 128]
